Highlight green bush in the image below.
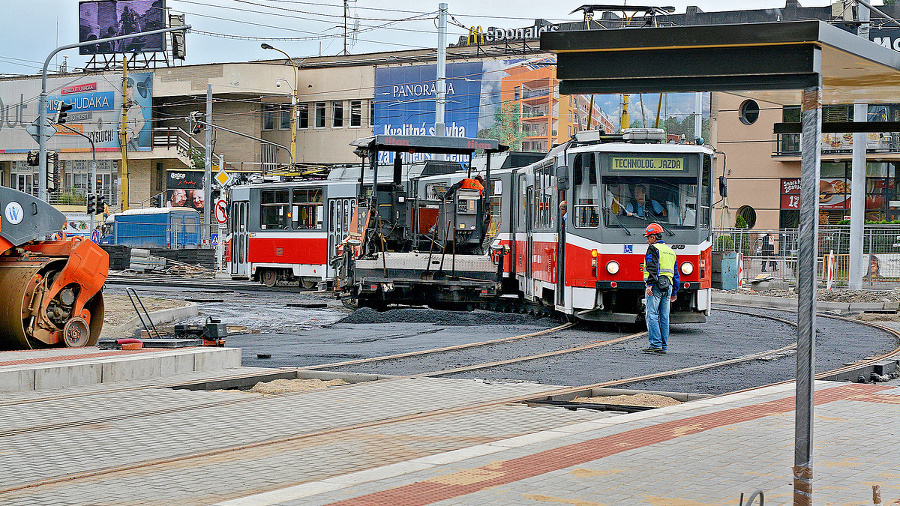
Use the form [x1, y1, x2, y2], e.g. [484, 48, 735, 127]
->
[837, 219, 900, 225]
[56, 190, 85, 205]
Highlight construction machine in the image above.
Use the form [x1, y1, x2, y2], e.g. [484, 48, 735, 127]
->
[0, 187, 109, 350]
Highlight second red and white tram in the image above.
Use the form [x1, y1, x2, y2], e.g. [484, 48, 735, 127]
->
[227, 180, 356, 287]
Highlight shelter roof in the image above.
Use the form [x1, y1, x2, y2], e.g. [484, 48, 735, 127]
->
[541, 20, 900, 105]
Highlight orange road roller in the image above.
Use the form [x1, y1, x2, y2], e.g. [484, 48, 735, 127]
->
[0, 187, 109, 350]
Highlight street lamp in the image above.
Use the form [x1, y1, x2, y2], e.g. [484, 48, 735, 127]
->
[261, 43, 299, 166]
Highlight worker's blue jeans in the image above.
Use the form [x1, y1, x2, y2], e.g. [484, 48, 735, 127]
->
[645, 284, 672, 350]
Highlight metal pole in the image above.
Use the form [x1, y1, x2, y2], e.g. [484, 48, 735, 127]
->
[37, 27, 190, 205]
[849, 102, 866, 289]
[794, 76, 822, 506]
[849, 2, 870, 290]
[205, 84, 212, 244]
[434, 3, 447, 161]
[36, 25, 190, 203]
[694, 92, 703, 143]
[120, 55, 129, 211]
[56, 122, 97, 233]
[261, 44, 300, 165]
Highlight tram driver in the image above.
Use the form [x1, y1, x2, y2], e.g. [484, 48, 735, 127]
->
[624, 184, 667, 219]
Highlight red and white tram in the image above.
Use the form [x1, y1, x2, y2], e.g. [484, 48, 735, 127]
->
[226, 180, 356, 287]
[492, 128, 714, 322]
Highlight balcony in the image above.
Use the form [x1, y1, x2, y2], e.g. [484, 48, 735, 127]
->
[773, 132, 900, 157]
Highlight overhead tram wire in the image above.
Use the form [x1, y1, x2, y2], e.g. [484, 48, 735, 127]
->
[170, 3, 438, 37]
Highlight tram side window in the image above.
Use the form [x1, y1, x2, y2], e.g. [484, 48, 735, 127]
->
[572, 153, 599, 228]
[292, 188, 323, 230]
[532, 163, 555, 230]
[260, 190, 290, 229]
[488, 179, 502, 238]
[700, 155, 712, 227]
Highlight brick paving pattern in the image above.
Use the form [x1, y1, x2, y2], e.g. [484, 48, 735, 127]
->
[2, 349, 899, 506]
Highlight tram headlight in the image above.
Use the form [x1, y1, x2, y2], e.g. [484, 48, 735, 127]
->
[606, 260, 620, 275]
[680, 262, 694, 275]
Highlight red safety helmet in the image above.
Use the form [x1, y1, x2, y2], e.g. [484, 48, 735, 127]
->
[644, 223, 664, 237]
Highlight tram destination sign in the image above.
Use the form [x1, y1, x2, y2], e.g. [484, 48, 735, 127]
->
[611, 156, 683, 171]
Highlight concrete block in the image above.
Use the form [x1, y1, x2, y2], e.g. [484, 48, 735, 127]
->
[193, 348, 241, 372]
[158, 352, 195, 375]
[101, 355, 160, 383]
[0, 368, 35, 392]
[34, 362, 102, 390]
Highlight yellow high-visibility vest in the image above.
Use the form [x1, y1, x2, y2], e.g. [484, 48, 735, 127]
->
[643, 242, 676, 283]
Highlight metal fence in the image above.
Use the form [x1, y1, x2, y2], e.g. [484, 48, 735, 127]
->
[712, 226, 900, 287]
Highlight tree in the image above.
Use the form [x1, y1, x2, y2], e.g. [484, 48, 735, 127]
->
[480, 101, 524, 151]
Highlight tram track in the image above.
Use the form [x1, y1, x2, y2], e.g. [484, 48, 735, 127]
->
[3, 308, 898, 497]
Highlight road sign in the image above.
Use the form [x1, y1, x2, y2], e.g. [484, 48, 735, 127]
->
[215, 199, 228, 224]
[26, 117, 56, 144]
[215, 168, 231, 187]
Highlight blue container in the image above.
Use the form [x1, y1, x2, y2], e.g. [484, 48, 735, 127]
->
[100, 208, 201, 248]
[719, 252, 740, 290]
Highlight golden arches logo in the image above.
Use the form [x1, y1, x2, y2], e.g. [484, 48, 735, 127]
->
[468, 26, 484, 45]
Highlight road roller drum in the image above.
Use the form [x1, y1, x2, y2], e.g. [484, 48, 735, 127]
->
[1, 186, 109, 350]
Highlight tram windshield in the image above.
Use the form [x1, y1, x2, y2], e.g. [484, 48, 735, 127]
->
[601, 175, 703, 231]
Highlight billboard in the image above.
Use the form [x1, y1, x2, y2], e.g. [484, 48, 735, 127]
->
[374, 61, 483, 163]
[79, 0, 167, 54]
[0, 72, 153, 153]
[373, 55, 704, 162]
[166, 170, 205, 212]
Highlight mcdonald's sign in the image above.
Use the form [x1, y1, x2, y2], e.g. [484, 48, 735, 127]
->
[468, 26, 484, 45]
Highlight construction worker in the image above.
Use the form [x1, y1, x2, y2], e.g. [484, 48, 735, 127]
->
[445, 175, 485, 200]
[642, 222, 679, 354]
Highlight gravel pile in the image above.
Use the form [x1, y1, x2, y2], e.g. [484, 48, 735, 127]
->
[572, 393, 681, 408]
[247, 378, 347, 395]
[335, 307, 549, 326]
[715, 288, 900, 304]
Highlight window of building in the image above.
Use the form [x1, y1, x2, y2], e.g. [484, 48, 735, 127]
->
[350, 100, 362, 127]
[739, 100, 760, 125]
[332, 101, 344, 128]
[369, 100, 375, 126]
[315, 102, 326, 128]
[262, 104, 276, 131]
[736, 205, 757, 228]
[292, 188, 323, 229]
[298, 103, 309, 129]
[280, 105, 291, 130]
[260, 189, 290, 229]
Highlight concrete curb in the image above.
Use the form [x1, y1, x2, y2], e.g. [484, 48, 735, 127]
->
[100, 302, 199, 339]
[712, 291, 899, 314]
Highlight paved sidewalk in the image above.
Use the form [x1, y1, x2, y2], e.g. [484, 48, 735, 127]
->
[2, 347, 899, 505]
[219, 380, 900, 506]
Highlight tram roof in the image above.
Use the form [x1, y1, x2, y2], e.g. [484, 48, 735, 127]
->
[350, 135, 508, 155]
[541, 20, 900, 105]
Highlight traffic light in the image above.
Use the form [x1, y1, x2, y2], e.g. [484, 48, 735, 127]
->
[95, 194, 106, 215]
[46, 151, 59, 192]
[190, 111, 204, 134]
[87, 194, 96, 214]
[170, 14, 186, 60]
[54, 101, 74, 124]
[26, 150, 39, 166]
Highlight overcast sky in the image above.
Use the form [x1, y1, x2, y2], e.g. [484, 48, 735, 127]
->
[1, 0, 849, 76]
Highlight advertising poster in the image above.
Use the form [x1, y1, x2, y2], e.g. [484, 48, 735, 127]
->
[374, 61, 483, 163]
[166, 170, 205, 212]
[374, 55, 706, 161]
[0, 72, 153, 153]
[79, 0, 167, 54]
[63, 213, 94, 237]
